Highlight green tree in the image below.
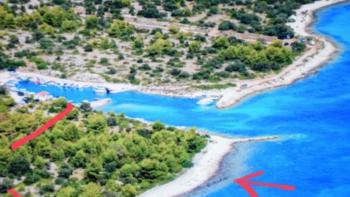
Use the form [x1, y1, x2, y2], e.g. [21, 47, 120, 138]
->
[81, 183, 103, 197]
[58, 164, 73, 178]
[152, 121, 165, 131]
[39, 37, 54, 53]
[80, 102, 92, 112]
[0, 6, 15, 29]
[147, 38, 173, 56]
[70, 150, 88, 168]
[86, 114, 107, 133]
[61, 20, 80, 32]
[218, 21, 236, 31]
[86, 16, 99, 29]
[49, 98, 67, 113]
[56, 186, 76, 197]
[85, 159, 103, 181]
[121, 184, 137, 197]
[0, 178, 13, 193]
[213, 36, 230, 48]
[107, 20, 134, 40]
[9, 155, 31, 176]
[189, 41, 201, 53]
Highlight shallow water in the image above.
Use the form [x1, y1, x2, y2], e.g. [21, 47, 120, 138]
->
[16, 2, 350, 197]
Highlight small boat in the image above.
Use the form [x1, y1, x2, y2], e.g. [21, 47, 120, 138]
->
[47, 81, 56, 86]
[94, 86, 107, 94]
[197, 97, 215, 106]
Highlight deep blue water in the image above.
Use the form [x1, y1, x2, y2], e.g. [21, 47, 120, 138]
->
[15, 3, 350, 197]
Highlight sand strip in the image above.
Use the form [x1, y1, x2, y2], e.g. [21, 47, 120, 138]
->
[139, 135, 278, 197]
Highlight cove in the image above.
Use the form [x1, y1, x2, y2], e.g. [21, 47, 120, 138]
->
[15, 2, 350, 197]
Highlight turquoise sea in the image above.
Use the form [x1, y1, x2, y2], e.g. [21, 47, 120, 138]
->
[16, 2, 350, 196]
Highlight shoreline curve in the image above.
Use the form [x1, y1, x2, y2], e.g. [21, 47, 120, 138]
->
[0, 1, 347, 197]
[216, 0, 348, 109]
[138, 135, 278, 197]
[1, 0, 347, 109]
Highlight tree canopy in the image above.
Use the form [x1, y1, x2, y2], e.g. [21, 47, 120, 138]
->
[0, 95, 207, 196]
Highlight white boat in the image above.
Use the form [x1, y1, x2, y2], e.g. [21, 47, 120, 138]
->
[46, 81, 56, 86]
[94, 86, 107, 94]
[197, 97, 215, 106]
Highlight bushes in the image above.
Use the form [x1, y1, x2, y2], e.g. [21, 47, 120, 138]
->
[0, 86, 6, 95]
[39, 37, 54, 53]
[58, 164, 73, 179]
[291, 41, 306, 54]
[40, 184, 55, 194]
[218, 21, 236, 31]
[0, 178, 13, 193]
[1, 97, 208, 196]
[263, 24, 294, 39]
[8, 155, 31, 176]
[0, 52, 26, 70]
[230, 9, 260, 26]
[138, 3, 165, 18]
[107, 20, 134, 40]
[140, 64, 151, 71]
[219, 40, 294, 72]
[168, 58, 184, 68]
[147, 38, 174, 56]
[225, 60, 245, 73]
[188, 41, 201, 53]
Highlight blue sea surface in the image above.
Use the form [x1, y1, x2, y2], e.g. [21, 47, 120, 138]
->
[16, 3, 350, 197]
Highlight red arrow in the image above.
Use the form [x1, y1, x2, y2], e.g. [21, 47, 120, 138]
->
[7, 188, 22, 197]
[233, 170, 296, 197]
[7, 104, 73, 197]
[11, 103, 74, 151]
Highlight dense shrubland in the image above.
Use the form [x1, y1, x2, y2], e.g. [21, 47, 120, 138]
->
[0, 0, 308, 86]
[0, 94, 207, 196]
[133, 0, 316, 38]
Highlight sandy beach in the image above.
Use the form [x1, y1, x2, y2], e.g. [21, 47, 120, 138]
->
[139, 135, 278, 197]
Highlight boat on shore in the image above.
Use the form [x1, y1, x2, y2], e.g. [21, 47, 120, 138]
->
[94, 86, 107, 94]
[197, 97, 217, 106]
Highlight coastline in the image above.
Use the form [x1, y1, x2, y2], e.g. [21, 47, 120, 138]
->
[216, 0, 348, 108]
[138, 135, 278, 197]
[138, 1, 348, 196]
[0, 1, 347, 197]
[1, 0, 346, 109]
